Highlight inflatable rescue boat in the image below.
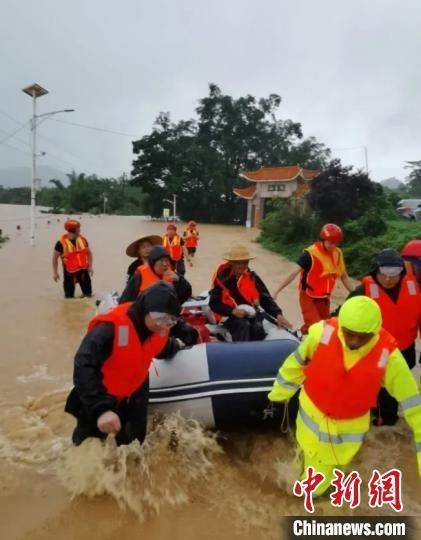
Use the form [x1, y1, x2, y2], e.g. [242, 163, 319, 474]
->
[97, 292, 299, 429]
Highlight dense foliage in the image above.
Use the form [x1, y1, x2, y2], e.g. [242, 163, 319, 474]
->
[131, 83, 330, 222]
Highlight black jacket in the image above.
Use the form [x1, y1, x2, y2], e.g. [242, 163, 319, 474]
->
[209, 267, 282, 319]
[119, 271, 192, 305]
[65, 283, 181, 421]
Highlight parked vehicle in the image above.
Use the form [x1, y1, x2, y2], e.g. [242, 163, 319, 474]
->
[397, 199, 421, 221]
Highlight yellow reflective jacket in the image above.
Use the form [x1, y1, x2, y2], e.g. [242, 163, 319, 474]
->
[268, 321, 421, 472]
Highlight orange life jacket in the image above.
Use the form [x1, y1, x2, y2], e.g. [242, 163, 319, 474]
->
[135, 264, 175, 295]
[211, 262, 260, 322]
[303, 241, 344, 298]
[163, 234, 183, 261]
[361, 275, 421, 350]
[183, 228, 199, 248]
[88, 303, 168, 399]
[59, 233, 89, 273]
[304, 318, 396, 419]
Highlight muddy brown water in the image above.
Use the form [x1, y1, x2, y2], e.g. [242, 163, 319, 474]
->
[0, 204, 419, 539]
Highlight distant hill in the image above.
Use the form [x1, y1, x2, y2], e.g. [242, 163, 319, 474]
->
[380, 177, 405, 191]
[0, 166, 67, 188]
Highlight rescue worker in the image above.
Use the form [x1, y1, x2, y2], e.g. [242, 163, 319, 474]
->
[65, 282, 181, 446]
[401, 239, 421, 285]
[273, 224, 354, 334]
[52, 219, 93, 298]
[209, 244, 292, 342]
[163, 223, 191, 276]
[337, 248, 421, 425]
[119, 245, 197, 346]
[183, 220, 199, 260]
[269, 296, 421, 496]
[125, 234, 162, 282]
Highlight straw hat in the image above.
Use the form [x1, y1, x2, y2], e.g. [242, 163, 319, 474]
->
[223, 244, 256, 261]
[126, 235, 162, 257]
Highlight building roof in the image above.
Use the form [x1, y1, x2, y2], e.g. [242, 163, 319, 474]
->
[233, 185, 256, 199]
[239, 165, 319, 183]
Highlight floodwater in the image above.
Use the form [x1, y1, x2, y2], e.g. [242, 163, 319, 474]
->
[0, 204, 419, 540]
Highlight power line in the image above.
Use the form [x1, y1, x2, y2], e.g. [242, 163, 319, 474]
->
[0, 109, 26, 127]
[0, 124, 29, 145]
[50, 117, 139, 138]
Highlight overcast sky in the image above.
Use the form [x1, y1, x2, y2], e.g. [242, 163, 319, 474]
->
[1, 0, 420, 183]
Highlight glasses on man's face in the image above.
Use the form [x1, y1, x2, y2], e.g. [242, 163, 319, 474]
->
[148, 312, 179, 327]
[378, 266, 402, 278]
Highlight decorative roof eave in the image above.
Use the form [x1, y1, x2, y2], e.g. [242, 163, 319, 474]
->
[233, 186, 256, 200]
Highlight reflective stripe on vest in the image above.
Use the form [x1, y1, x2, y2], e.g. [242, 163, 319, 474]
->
[362, 275, 421, 350]
[299, 407, 366, 444]
[294, 349, 307, 366]
[60, 234, 89, 272]
[416, 442, 421, 453]
[184, 229, 199, 247]
[303, 318, 396, 420]
[88, 303, 168, 399]
[117, 325, 129, 347]
[276, 373, 300, 392]
[163, 234, 182, 261]
[304, 242, 343, 298]
[400, 394, 421, 412]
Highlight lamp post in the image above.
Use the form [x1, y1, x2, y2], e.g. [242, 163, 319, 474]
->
[163, 194, 177, 219]
[22, 83, 74, 245]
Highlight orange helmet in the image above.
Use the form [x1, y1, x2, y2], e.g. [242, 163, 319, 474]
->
[188, 220, 196, 227]
[64, 219, 81, 232]
[166, 223, 177, 231]
[320, 223, 343, 245]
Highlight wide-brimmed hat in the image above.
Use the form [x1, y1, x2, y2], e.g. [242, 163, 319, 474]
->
[223, 244, 256, 261]
[126, 235, 162, 257]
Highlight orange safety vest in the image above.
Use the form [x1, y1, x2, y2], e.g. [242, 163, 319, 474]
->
[136, 264, 175, 295]
[163, 234, 183, 261]
[59, 233, 89, 273]
[361, 275, 421, 350]
[211, 262, 260, 322]
[303, 241, 344, 298]
[304, 318, 396, 419]
[183, 228, 199, 248]
[88, 303, 168, 399]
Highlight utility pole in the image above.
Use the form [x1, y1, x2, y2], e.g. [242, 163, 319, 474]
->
[364, 146, 369, 176]
[173, 194, 177, 218]
[103, 193, 108, 215]
[22, 83, 74, 245]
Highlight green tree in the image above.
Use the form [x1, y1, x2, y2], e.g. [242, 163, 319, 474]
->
[308, 160, 391, 225]
[131, 84, 330, 223]
[405, 161, 421, 196]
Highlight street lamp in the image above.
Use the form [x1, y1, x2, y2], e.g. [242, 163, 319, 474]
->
[22, 83, 74, 245]
[163, 194, 177, 219]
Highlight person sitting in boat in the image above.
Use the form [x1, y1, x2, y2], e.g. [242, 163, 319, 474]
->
[209, 244, 292, 342]
[402, 239, 421, 285]
[65, 282, 181, 446]
[125, 234, 162, 283]
[269, 296, 421, 497]
[120, 245, 198, 346]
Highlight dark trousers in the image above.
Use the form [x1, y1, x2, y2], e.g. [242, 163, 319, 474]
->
[373, 344, 416, 425]
[172, 259, 185, 277]
[63, 268, 92, 298]
[72, 378, 149, 446]
[223, 315, 266, 342]
[171, 319, 199, 346]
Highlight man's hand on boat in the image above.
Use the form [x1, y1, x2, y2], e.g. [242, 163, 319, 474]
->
[232, 307, 249, 318]
[276, 314, 293, 329]
[97, 411, 121, 434]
